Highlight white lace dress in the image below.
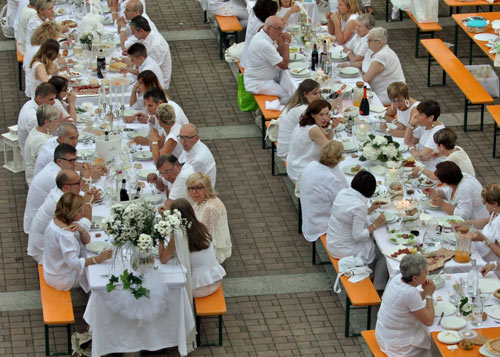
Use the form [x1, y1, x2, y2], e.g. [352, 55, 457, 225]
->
[192, 197, 232, 264]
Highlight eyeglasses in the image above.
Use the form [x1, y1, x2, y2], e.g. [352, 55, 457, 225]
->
[187, 186, 204, 191]
[271, 26, 284, 32]
[67, 179, 81, 186]
[177, 135, 197, 141]
[159, 165, 175, 176]
[367, 39, 380, 43]
[59, 157, 78, 164]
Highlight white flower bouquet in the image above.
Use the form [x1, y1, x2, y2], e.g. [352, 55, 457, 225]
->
[359, 134, 402, 164]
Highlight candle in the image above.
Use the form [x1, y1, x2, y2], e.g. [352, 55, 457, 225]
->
[98, 84, 101, 107]
[121, 83, 124, 106]
[108, 84, 112, 105]
[102, 84, 106, 104]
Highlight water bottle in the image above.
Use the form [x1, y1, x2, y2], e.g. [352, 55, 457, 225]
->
[466, 259, 478, 297]
[471, 294, 483, 327]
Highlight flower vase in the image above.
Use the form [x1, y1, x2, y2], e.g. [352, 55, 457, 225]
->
[130, 246, 154, 275]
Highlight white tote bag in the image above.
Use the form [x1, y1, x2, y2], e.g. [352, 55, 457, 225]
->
[410, 0, 438, 23]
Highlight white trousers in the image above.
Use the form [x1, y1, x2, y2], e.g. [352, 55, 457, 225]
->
[247, 79, 291, 104]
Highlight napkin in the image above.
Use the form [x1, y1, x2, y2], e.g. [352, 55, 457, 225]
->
[486, 0, 494, 4]
[265, 99, 284, 111]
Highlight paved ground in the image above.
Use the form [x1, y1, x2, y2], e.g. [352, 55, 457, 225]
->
[0, 0, 499, 355]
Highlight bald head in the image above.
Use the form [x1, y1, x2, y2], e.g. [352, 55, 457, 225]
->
[179, 123, 200, 152]
[263, 16, 285, 40]
[125, 0, 144, 20]
[56, 169, 80, 194]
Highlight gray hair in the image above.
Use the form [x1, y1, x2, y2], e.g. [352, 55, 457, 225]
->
[263, 15, 280, 30]
[400, 254, 427, 283]
[357, 13, 376, 29]
[36, 104, 59, 126]
[368, 27, 388, 45]
[58, 122, 77, 136]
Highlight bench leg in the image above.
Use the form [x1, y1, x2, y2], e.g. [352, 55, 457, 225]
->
[494, 121, 498, 158]
[218, 315, 223, 346]
[367, 305, 372, 331]
[464, 99, 469, 132]
[415, 28, 420, 58]
[45, 325, 50, 356]
[219, 29, 224, 60]
[426, 54, 446, 88]
[204, 10, 208, 23]
[454, 24, 459, 55]
[66, 324, 72, 355]
[261, 117, 268, 149]
[298, 197, 302, 234]
[196, 315, 201, 346]
[312, 240, 330, 265]
[18, 62, 23, 92]
[44, 324, 72, 356]
[469, 38, 473, 65]
[480, 104, 485, 132]
[271, 142, 276, 175]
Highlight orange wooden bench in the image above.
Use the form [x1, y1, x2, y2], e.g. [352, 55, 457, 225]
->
[421, 38, 493, 132]
[405, 11, 442, 58]
[361, 330, 387, 357]
[237, 61, 245, 75]
[487, 105, 500, 158]
[215, 16, 242, 60]
[319, 235, 381, 337]
[38, 265, 74, 356]
[194, 283, 227, 346]
[16, 41, 24, 91]
[254, 94, 282, 148]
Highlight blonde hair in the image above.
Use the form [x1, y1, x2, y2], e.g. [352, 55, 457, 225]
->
[387, 82, 409, 100]
[340, 0, 361, 22]
[156, 103, 176, 126]
[319, 140, 343, 167]
[482, 182, 500, 206]
[30, 21, 61, 46]
[36, 104, 59, 126]
[30, 38, 59, 73]
[186, 172, 217, 199]
[55, 192, 84, 224]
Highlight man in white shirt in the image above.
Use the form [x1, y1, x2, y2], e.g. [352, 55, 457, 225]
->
[130, 15, 171, 89]
[23, 143, 77, 234]
[24, 104, 60, 185]
[125, 43, 164, 85]
[25, 0, 55, 54]
[17, 82, 57, 156]
[117, 0, 157, 51]
[178, 124, 217, 187]
[147, 155, 195, 211]
[244, 16, 291, 103]
[15, 0, 36, 54]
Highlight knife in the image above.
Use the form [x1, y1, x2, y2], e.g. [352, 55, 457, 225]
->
[438, 311, 444, 326]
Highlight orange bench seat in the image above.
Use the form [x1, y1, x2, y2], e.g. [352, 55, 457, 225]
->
[487, 105, 500, 158]
[194, 283, 227, 346]
[215, 16, 242, 60]
[361, 330, 387, 357]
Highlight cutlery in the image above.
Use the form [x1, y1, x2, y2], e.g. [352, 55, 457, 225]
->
[295, 67, 307, 74]
[438, 311, 444, 326]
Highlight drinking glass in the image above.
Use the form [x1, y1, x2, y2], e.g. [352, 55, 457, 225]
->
[471, 298, 483, 327]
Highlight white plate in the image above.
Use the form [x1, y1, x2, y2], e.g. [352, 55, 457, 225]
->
[332, 83, 353, 94]
[143, 193, 163, 204]
[330, 51, 348, 61]
[434, 301, 456, 317]
[441, 232, 456, 244]
[340, 67, 359, 76]
[439, 215, 464, 228]
[440, 316, 466, 330]
[485, 305, 500, 320]
[342, 140, 357, 152]
[370, 105, 386, 113]
[137, 169, 157, 180]
[480, 344, 500, 357]
[289, 53, 306, 62]
[290, 67, 311, 77]
[382, 244, 409, 261]
[77, 149, 96, 159]
[78, 132, 93, 141]
[86, 241, 113, 254]
[425, 201, 441, 210]
[371, 211, 399, 224]
[375, 122, 397, 132]
[127, 130, 148, 138]
[415, 178, 437, 188]
[335, 123, 345, 132]
[397, 144, 408, 152]
[132, 151, 153, 161]
[479, 278, 500, 293]
[389, 232, 416, 245]
[60, 49, 73, 57]
[474, 33, 498, 42]
[123, 109, 138, 116]
[437, 330, 461, 344]
[342, 164, 366, 175]
[91, 215, 105, 229]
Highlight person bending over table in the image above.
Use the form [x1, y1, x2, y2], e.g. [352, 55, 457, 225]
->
[380, 82, 419, 138]
[123, 43, 164, 86]
[159, 198, 226, 297]
[244, 16, 292, 104]
[23, 20, 61, 79]
[342, 27, 405, 105]
[276, 0, 300, 26]
[375, 254, 437, 357]
[42, 193, 112, 292]
[149, 103, 183, 163]
[425, 161, 489, 220]
[412, 128, 475, 180]
[300, 140, 348, 243]
[404, 100, 444, 165]
[129, 70, 167, 111]
[342, 13, 375, 64]
[326, 171, 387, 289]
[49, 76, 77, 121]
[277, 79, 320, 160]
[286, 99, 337, 183]
[186, 173, 231, 263]
[25, 38, 59, 99]
[326, 0, 360, 45]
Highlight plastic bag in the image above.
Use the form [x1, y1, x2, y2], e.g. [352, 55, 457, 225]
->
[237, 74, 258, 112]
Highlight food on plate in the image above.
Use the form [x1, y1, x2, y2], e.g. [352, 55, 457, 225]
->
[351, 165, 361, 174]
[424, 248, 455, 272]
[390, 247, 414, 258]
[93, 157, 104, 166]
[61, 19, 77, 28]
[95, 233, 101, 237]
[62, 49, 69, 57]
[133, 163, 143, 169]
[73, 84, 100, 95]
[406, 189, 415, 195]
[137, 181, 145, 188]
[390, 233, 415, 244]
[402, 158, 416, 167]
[458, 226, 469, 234]
[486, 338, 500, 354]
[405, 207, 419, 216]
[436, 296, 442, 301]
[418, 177, 434, 185]
[102, 78, 110, 86]
[351, 153, 358, 158]
[494, 288, 500, 299]
[109, 61, 127, 70]
[56, 7, 66, 15]
[389, 182, 403, 193]
[473, 334, 488, 345]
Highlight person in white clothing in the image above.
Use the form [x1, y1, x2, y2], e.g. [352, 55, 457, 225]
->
[129, 70, 165, 111]
[326, 0, 360, 45]
[186, 173, 231, 263]
[17, 82, 57, 156]
[286, 99, 337, 182]
[376, 254, 437, 357]
[178, 124, 216, 187]
[116, 0, 157, 51]
[5, 0, 19, 36]
[208, 0, 248, 27]
[381, 82, 420, 137]
[25, 38, 59, 98]
[49, 76, 77, 121]
[277, 79, 320, 160]
[147, 155, 195, 211]
[28, 169, 100, 263]
[299, 141, 348, 243]
[42, 193, 112, 291]
[326, 171, 387, 289]
[425, 161, 489, 220]
[159, 198, 226, 297]
[149, 103, 183, 162]
[25, 0, 58, 57]
[23, 143, 77, 234]
[343, 13, 374, 64]
[130, 16, 171, 89]
[124, 43, 164, 86]
[243, 16, 291, 103]
[276, 0, 300, 26]
[15, 0, 37, 55]
[23, 104, 60, 185]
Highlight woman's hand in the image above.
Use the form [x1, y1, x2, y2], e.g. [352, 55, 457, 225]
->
[65, 222, 85, 234]
[480, 263, 496, 276]
[472, 231, 488, 242]
[422, 187, 436, 197]
[290, 4, 301, 13]
[409, 166, 421, 178]
[422, 279, 436, 296]
[430, 194, 444, 208]
[135, 112, 149, 124]
[149, 128, 160, 143]
[373, 212, 386, 227]
[65, 92, 76, 105]
[97, 249, 113, 263]
[337, 62, 348, 68]
[368, 201, 383, 213]
[329, 12, 340, 23]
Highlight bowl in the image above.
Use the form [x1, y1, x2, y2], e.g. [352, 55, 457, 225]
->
[467, 19, 488, 33]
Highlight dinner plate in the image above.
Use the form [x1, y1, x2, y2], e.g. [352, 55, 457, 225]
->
[330, 51, 348, 61]
[474, 33, 498, 42]
[382, 244, 409, 261]
[441, 232, 456, 245]
[414, 178, 437, 188]
[143, 193, 163, 205]
[434, 301, 456, 317]
[372, 196, 391, 207]
[437, 330, 461, 344]
[91, 215, 105, 230]
[86, 241, 113, 254]
[389, 232, 416, 245]
[425, 201, 441, 210]
[123, 109, 138, 116]
[78, 132, 93, 142]
[335, 123, 345, 132]
[485, 305, 500, 320]
[479, 278, 500, 293]
[479, 344, 500, 357]
[77, 149, 96, 160]
[371, 211, 398, 224]
[440, 316, 466, 330]
[397, 144, 408, 152]
[375, 122, 397, 132]
[370, 105, 387, 113]
[332, 83, 353, 94]
[438, 215, 464, 228]
[127, 130, 148, 139]
[289, 53, 306, 62]
[341, 140, 357, 152]
[132, 150, 153, 161]
[339, 67, 359, 77]
[290, 67, 311, 77]
[342, 164, 366, 176]
[137, 169, 157, 180]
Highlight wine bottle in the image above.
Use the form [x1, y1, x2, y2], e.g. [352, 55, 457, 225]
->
[120, 179, 129, 201]
[104, 131, 109, 141]
[97, 48, 106, 79]
[133, 187, 141, 200]
[311, 44, 318, 71]
[359, 86, 370, 117]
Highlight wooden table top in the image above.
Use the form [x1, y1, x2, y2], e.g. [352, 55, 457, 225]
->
[444, 0, 499, 7]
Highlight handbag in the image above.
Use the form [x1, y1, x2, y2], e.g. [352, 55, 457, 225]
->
[409, 0, 438, 23]
[237, 74, 258, 112]
[0, 5, 14, 39]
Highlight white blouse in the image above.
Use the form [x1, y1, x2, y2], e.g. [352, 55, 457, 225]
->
[345, 32, 368, 58]
[190, 243, 226, 289]
[396, 101, 419, 127]
[476, 213, 500, 264]
[447, 146, 475, 177]
[299, 161, 348, 242]
[240, 10, 263, 68]
[444, 173, 489, 220]
[277, 104, 306, 159]
[42, 218, 91, 292]
[286, 124, 320, 182]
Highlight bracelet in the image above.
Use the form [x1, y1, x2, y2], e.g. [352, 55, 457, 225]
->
[490, 261, 498, 269]
[120, 28, 126, 32]
[81, 176, 92, 184]
[92, 256, 97, 264]
[485, 240, 492, 247]
[425, 295, 433, 300]
[151, 141, 158, 145]
[409, 124, 417, 130]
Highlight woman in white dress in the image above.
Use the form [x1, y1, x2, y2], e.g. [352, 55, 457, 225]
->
[276, 0, 300, 25]
[326, 0, 360, 45]
[25, 38, 59, 98]
[42, 193, 112, 291]
[286, 99, 336, 182]
[342, 13, 375, 64]
[129, 70, 167, 111]
[425, 161, 489, 220]
[149, 103, 183, 163]
[159, 199, 226, 298]
[185, 173, 231, 264]
[376, 254, 437, 357]
[23, 20, 60, 80]
[326, 171, 387, 289]
[48, 76, 76, 121]
[277, 79, 320, 160]
[380, 82, 420, 138]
